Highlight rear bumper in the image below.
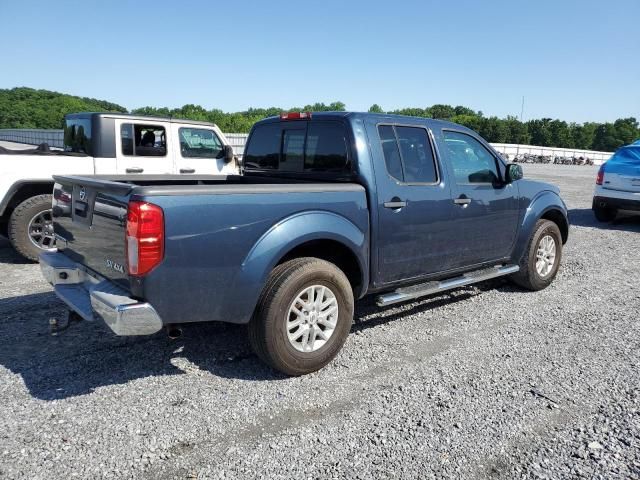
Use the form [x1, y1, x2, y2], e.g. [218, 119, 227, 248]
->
[593, 195, 640, 212]
[39, 251, 163, 335]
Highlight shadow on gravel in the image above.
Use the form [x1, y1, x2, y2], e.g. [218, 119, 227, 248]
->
[353, 290, 479, 332]
[0, 294, 286, 400]
[569, 208, 640, 232]
[0, 260, 513, 401]
[0, 240, 33, 265]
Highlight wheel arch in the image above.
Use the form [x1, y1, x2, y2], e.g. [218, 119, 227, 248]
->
[227, 211, 369, 324]
[512, 190, 568, 263]
[277, 238, 365, 298]
[0, 181, 54, 235]
[541, 208, 568, 244]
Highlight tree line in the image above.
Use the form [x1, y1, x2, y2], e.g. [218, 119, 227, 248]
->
[1, 88, 638, 151]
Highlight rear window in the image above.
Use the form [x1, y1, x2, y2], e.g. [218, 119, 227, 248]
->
[244, 121, 351, 174]
[63, 118, 92, 154]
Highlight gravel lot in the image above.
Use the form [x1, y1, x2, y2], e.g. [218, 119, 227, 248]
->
[0, 164, 638, 479]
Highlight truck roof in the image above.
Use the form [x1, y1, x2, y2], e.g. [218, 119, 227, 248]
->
[254, 111, 471, 132]
[65, 112, 219, 128]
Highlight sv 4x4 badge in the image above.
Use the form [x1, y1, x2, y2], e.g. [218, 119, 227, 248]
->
[106, 259, 125, 273]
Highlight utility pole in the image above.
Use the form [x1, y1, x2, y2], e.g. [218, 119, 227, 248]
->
[516, 96, 525, 157]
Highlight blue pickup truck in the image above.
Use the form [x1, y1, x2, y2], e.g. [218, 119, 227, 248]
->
[40, 112, 568, 375]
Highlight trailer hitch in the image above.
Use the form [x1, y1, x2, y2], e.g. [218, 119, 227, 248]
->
[49, 311, 83, 335]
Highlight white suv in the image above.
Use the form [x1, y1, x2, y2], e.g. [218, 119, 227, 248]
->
[0, 112, 239, 260]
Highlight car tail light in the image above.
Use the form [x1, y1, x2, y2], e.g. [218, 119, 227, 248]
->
[596, 166, 605, 185]
[280, 112, 312, 120]
[126, 201, 164, 276]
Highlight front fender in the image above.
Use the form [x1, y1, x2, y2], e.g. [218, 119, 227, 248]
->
[227, 210, 369, 323]
[512, 190, 568, 263]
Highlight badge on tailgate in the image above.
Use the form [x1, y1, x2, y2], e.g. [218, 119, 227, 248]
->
[72, 184, 95, 227]
[106, 259, 125, 274]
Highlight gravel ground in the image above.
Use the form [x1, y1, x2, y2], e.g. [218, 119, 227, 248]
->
[0, 164, 638, 479]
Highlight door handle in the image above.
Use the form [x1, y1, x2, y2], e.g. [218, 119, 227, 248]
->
[384, 199, 407, 209]
[126, 167, 144, 173]
[454, 196, 472, 206]
[180, 168, 196, 174]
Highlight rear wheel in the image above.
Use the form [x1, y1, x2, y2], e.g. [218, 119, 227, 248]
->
[8, 194, 56, 262]
[593, 205, 617, 222]
[510, 219, 562, 291]
[248, 257, 354, 376]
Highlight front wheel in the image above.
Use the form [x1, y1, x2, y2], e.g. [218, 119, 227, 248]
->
[510, 219, 563, 291]
[8, 194, 56, 262]
[248, 257, 354, 376]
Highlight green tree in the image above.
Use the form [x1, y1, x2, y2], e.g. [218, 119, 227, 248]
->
[2, 88, 639, 148]
[527, 119, 553, 146]
[593, 123, 621, 151]
[0, 87, 127, 129]
[548, 120, 572, 148]
[368, 104, 384, 113]
[427, 104, 455, 120]
[504, 116, 531, 145]
[479, 116, 509, 143]
[613, 118, 639, 145]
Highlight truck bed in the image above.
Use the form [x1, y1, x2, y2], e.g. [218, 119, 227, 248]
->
[51, 174, 369, 325]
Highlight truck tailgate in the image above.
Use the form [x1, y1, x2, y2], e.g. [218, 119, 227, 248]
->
[52, 176, 132, 290]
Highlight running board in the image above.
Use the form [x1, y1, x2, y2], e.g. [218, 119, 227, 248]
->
[375, 264, 519, 307]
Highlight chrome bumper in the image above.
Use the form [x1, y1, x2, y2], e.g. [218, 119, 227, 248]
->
[39, 251, 163, 335]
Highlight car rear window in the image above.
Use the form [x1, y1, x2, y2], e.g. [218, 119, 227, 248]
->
[63, 117, 92, 155]
[244, 121, 351, 174]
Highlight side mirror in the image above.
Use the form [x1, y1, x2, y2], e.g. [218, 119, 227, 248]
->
[223, 144, 234, 164]
[505, 163, 523, 183]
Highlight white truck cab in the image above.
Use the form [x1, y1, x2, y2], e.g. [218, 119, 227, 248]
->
[0, 112, 239, 260]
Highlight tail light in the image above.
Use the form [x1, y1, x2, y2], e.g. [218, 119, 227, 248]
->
[126, 201, 164, 276]
[596, 166, 605, 185]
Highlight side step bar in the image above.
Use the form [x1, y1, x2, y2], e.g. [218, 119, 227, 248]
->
[375, 264, 519, 307]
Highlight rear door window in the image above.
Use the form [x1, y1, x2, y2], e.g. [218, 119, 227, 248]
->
[378, 125, 403, 181]
[378, 125, 438, 183]
[244, 121, 351, 174]
[121, 123, 167, 157]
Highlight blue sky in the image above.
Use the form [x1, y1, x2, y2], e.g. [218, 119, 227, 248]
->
[0, 0, 638, 123]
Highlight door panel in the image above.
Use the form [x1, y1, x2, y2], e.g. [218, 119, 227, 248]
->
[115, 119, 173, 174]
[438, 129, 519, 268]
[367, 120, 456, 285]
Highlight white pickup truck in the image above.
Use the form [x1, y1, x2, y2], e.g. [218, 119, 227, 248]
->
[0, 112, 240, 260]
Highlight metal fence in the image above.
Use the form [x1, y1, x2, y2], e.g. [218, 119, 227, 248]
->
[0, 129, 64, 148]
[491, 143, 612, 165]
[0, 129, 613, 164]
[224, 133, 249, 157]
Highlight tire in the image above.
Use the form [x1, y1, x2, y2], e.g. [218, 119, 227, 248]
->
[248, 257, 354, 376]
[510, 219, 563, 291]
[8, 194, 55, 262]
[593, 205, 617, 222]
